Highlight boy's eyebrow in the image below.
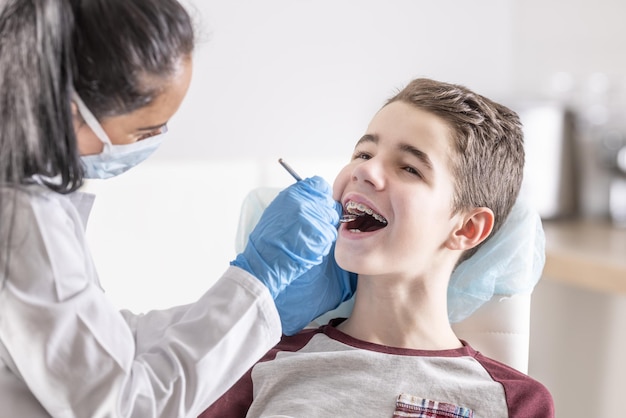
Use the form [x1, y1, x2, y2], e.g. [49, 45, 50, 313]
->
[355, 134, 434, 171]
[355, 134, 377, 147]
[398, 143, 433, 171]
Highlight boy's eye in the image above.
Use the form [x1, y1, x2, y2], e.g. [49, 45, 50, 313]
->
[352, 151, 372, 160]
[403, 165, 423, 179]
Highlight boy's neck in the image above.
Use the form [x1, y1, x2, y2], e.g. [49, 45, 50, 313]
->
[335, 274, 462, 350]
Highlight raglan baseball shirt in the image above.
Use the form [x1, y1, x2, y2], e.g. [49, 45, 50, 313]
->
[200, 318, 554, 418]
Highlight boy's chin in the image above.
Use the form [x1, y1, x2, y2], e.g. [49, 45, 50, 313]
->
[334, 254, 352, 273]
[335, 253, 359, 274]
[335, 249, 383, 276]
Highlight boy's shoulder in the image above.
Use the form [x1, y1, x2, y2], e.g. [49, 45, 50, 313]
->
[471, 348, 555, 417]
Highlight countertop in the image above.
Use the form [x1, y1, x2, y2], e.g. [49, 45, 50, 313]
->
[542, 220, 626, 294]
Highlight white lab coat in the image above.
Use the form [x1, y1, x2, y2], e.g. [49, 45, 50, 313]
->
[0, 183, 281, 417]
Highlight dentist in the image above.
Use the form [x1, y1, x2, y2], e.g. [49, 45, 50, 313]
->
[0, 1, 354, 417]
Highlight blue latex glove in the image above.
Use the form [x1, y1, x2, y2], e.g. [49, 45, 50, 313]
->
[231, 176, 341, 299]
[274, 243, 358, 335]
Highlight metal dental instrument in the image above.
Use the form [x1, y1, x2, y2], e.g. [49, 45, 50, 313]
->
[339, 214, 358, 223]
[278, 158, 302, 182]
[278, 158, 359, 223]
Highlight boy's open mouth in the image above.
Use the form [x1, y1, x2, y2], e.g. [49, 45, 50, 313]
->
[343, 201, 388, 232]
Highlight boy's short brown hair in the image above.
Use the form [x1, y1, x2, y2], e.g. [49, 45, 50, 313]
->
[386, 78, 524, 262]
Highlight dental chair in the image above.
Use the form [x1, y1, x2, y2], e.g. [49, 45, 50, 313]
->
[235, 188, 545, 374]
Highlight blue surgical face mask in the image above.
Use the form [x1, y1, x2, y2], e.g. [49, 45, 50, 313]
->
[73, 92, 166, 179]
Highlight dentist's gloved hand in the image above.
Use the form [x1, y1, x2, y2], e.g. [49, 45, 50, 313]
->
[231, 176, 341, 299]
[274, 243, 357, 335]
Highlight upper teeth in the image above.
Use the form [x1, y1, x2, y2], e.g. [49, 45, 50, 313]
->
[345, 201, 388, 224]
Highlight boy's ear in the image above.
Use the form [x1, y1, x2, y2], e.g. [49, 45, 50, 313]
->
[446, 207, 494, 251]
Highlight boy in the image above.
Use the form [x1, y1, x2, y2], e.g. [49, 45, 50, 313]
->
[200, 78, 554, 417]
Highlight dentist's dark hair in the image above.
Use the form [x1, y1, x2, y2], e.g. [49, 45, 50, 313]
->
[0, 0, 194, 281]
[0, 0, 194, 194]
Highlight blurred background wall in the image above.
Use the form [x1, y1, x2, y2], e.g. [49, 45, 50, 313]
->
[83, 1, 626, 416]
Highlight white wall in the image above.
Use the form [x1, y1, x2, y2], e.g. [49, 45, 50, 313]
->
[511, 0, 626, 100]
[82, 1, 626, 416]
[164, 0, 515, 161]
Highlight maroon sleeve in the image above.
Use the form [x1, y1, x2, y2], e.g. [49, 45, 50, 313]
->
[198, 328, 321, 418]
[198, 368, 254, 418]
[475, 353, 555, 418]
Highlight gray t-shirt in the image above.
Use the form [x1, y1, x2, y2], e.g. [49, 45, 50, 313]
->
[201, 319, 554, 417]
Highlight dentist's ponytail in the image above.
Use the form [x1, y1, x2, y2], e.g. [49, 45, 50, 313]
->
[0, 0, 81, 192]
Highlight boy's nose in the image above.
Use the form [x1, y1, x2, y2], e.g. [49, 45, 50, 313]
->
[351, 158, 385, 190]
